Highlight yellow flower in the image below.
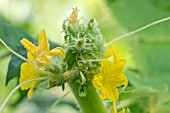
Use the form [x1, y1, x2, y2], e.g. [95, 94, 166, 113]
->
[20, 29, 65, 66]
[19, 29, 65, 98]
[92, 46, 128, 113]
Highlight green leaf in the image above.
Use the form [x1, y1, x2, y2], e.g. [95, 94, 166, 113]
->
[64, 48, 77, 70]
[161, 100, 170, 111]
[6, 45, 27, 85]
[0, 21, 33, 85]
[119, 87, 163, 101]
[126, 42, 170, 94]
[107, 0, 170, 38]
[0, 22, 33, 51]
[0, 21, 34, 103]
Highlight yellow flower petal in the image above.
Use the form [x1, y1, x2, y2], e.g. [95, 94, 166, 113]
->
[27, 82, 36, 99]
[104, 45, 125, 63]
[19, 62, 38, 99]
[107, 74, 128, 88]
[33, 47, 44, 59]
[104, 46, 113, 58]
[27, 52, 35, 61]
[100, 86, 119, 101]
[36, 55, 52, 66]
[48, 47, 65, 60]
[20, 38, 37, 54]
[92, 73, 103, 90]
[113, 46, 119, 62]
[38, 29, 50, 51]
[111, 60, 126, 76]
[112, 102, 117, 113]
[101, 59, 112, 76]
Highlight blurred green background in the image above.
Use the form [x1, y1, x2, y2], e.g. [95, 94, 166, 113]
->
[0, 0, 170, 113]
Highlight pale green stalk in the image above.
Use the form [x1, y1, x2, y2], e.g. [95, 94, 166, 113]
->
[107, 16, 170, 45]
[0, 38, 34, 64]
[46, 91, 71, 113]
[0, 77, 49, 113]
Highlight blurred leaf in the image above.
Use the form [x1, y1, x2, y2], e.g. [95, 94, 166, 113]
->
[163, 100, 170, 107]
[119, 87, 163, 101]
[128, 102, 147, 113]
[30, 94, 79, 113]
[149, 0, 170, 12]
[107, 0, 170, 93]
[1, 20, 34, 85]
[0, 19, 34, 105]
[161, 100, 170, 111]
[0, 21, 33, 51]
[0, 51, 11, 61]
[10, 89, 28, 107]
[6, 45, 27, 85]
[126, 42, 170, 94]
[0, 15, 9, 23]
[107, 0, 170, 38]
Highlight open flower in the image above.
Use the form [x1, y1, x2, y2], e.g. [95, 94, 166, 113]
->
[92, 46, 128, 113]
[20, 29, 65, 66]
[19, 29, 65, 98]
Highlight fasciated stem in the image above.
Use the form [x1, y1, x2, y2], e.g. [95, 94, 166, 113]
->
[69, 82, 108, 113]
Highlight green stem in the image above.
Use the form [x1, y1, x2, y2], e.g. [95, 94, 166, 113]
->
[69, 82, 108, 113]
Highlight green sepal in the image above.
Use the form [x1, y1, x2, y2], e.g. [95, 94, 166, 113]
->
[61, 82, 65, 91]
[78, 85, 87, 97]
[48, 74, 63, 88]
[64, 48, 77, 70]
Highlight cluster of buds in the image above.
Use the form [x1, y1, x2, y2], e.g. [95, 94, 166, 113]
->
[62, 7, 105, 96]
[19, 7, 105, 98]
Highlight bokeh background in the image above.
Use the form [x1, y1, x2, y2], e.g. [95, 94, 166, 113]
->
[0, 0, 170, 113]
